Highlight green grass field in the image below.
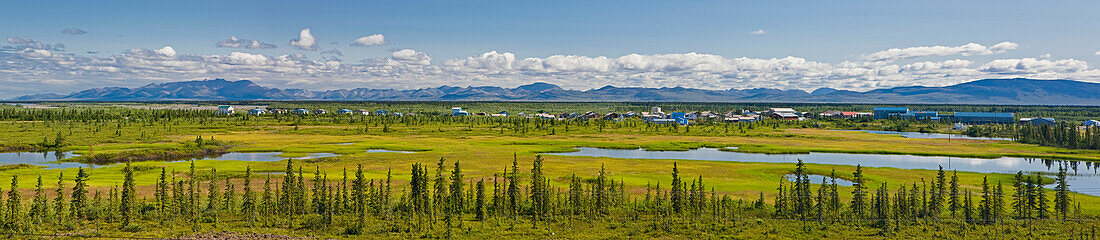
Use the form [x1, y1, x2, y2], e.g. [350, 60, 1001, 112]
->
[0, 103, 1098, 238]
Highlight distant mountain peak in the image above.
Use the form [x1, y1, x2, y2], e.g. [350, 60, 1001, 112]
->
[10, 78, 1100, 105]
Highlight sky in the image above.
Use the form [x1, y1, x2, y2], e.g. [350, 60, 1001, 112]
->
[2, 0, 1100, 98]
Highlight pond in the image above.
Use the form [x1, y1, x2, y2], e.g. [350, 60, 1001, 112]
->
[365, 149, 416, 153]
[785, 174, 855, 187]
[180, 152, 338, 162]
[0, 151, 92, 169]
[0, 151, 340, 170]
[841, 130, 1012, 141]
[548, 147, 1100, 196]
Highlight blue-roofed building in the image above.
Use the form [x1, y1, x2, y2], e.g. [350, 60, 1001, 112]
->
[375, 109, 389, 116]
[1083, 120, 1100, 127]
[451, 107, 469, 116]
[247, 108, 267, 115]
[953, 112, 1014, 124]
[337, 109, 354, 114]
[293, 109, 310, 114]
[873, 107, 909, 119]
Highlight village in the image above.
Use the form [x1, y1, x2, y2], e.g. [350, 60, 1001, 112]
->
[211, 105, 1100, 128]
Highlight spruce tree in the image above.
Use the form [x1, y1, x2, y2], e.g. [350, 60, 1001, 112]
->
[120, 161, 136, 228]
[671, 162, 683, 214]
[8, 175, 22, 230]
[71, 167, 89, 220]
[242, 166, 256, 224]
[1054, 165, 1071, 219]
[32, 175, 47, 224]
[949, 170, 959, 218]
[850, 165, 866, 219]
[475, 179, 486, 221]
[54, 172, 65, 224]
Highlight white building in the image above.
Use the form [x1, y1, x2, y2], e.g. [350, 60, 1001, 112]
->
[215, 105, 234, 115]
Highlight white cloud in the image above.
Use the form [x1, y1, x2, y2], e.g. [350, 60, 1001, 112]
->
[2, 41, 1100, 98]
[861, 42, 1019, 62]
[289, 28, 318, 51]
[60, 28, 87, 35]
[5, 36, 64, 51]
[153, 46, 176, 57]
[390, 49, 431, 65]
[980, 58, 1088, 74]
[216, 36, 277, 49]
[351, 34, 388, 47]
[751, 29, 766, 35]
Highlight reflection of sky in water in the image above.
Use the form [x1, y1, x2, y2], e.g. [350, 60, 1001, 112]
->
[785, 174, 855, 187]
[839, 130, 1013, 141]
[550, 147, 1100, 196]
[365, 149, 415, 153]
[0, 151, 95, 169]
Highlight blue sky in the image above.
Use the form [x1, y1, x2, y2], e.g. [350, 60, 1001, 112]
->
[2, 0, 1099, 98]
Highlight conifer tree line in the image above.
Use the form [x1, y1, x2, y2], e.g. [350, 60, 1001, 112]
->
[965, 123, 1100, 150]
[0, 156, 1085, 235]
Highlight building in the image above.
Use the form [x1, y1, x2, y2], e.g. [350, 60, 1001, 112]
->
[873, 107, 909, 119]
[375, 109, 389, 116]
[247, 108, 267, 115]
[451, 107, 469, 116]
[215, 105, 234, 115]
[337, 109, 354, 114]
[1084, 120, 1100, 127]
[293, 109, 310, 114]
[312, 109, 328, 115]
[354, 109, 371, 115]
[1019, 117, 1056, 125]
[953, 112, 1014, 124]
[651, 106, 663, 115]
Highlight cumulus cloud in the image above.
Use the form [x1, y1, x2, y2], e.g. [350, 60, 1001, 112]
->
[351, 34, 388, 47]
[751, 29, 766, 35]
[980, 58, 1088, 74]
[3, 41, 1100, 98]
[289, 28, 318, 51]
[390, 49, 431, 65]
[216, 36, 277, 49]
[5, 36, 64, 51]
[861, 42, 1019, 62]
[61, 28, 87, 35]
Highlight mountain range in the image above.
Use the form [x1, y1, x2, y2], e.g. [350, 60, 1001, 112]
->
[11, 78, 1100, 105]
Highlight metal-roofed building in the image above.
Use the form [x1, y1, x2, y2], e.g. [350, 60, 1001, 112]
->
[873, 107, 909, 119]
[953, 112, 1014, 124]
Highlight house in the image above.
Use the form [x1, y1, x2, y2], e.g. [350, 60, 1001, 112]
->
[451, 107, 469, 116]
[247, 108, 267, 115]
[820, 111, 862, 119]
[1019, 117, 1056, 125]
[649, 118, 678, 125]
[535, 113, 556, 119]
[268, 109, 286, 114]
[497, 111, 509, 116]
[954, 123, 968, 130]
[1084, 120, 1100, 127]
[312, 109, 328, 115]
[651, 106, 664, 115]
[215, 105, 234, 115]
[293, 109, 310, 114]
[354, 109, 370, 115]
[375, 109, 389, 116]
[602, 112, 622, 120]
[336, 109, 354, 114]
[953, 112, 1014, 124]
[873, 107, 909, 119]
[772, 112, 802, 120]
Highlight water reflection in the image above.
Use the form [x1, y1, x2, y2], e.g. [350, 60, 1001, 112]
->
[0, 151, 90, 169]
[548, 147, 1100, 196]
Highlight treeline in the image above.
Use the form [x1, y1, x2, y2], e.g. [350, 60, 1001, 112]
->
[965, 124, 1100, 150]
[777, 160, 1078, 229]
[0, 156, 1085, 236]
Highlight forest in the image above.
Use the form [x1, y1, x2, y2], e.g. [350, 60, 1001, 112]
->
[0, 102, 1098, 239]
